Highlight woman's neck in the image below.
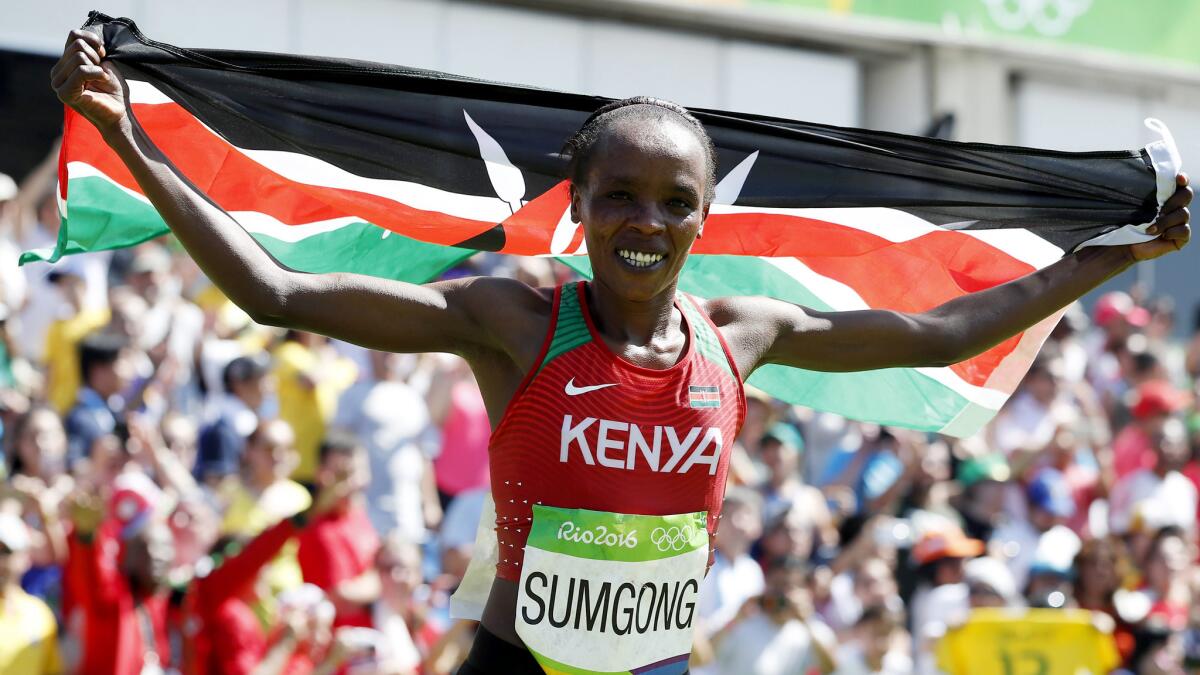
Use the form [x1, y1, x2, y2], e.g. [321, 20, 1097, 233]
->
[585, 279, 679, 347]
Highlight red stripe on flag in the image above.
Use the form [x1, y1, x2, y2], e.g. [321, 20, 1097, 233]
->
[702, 212, 1036, 387]
[65, 106, 500, 247]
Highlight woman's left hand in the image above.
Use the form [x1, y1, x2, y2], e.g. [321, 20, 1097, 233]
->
[1130, 173, 1192, 261]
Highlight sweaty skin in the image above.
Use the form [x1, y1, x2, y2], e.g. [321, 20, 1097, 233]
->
[53, 28, 1192, 645]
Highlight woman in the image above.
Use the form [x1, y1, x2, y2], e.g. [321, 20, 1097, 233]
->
[52, 28, 1192, 674]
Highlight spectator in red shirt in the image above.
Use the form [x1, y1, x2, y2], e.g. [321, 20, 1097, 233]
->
[1111, 380, 1191, 480]
[66, 472, 174, 675]
[298, 432, 381, 628]
[182, 462, 364, 675]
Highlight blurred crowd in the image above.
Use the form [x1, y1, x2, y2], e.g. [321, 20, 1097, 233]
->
[1, 145, 1199, 675]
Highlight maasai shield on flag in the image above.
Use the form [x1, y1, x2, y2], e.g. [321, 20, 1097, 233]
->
[30, 12, 1182, 437]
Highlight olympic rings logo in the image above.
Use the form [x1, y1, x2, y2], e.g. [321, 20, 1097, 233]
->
[650, 526, 694, 552]
[981, 0, 1093, 37]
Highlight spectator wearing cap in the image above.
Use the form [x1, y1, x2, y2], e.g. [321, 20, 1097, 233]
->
[952, 453, 1010, 543]
[907, 528, 984, 674]
[1111, 380, 1191, 482]
[0, 511, 62, 674]
[758, 422, 806, 521]
[41, 258, 110, 415]
[963, 556, 1020, 610]
[63, 332, 133, 469]
[991, 467, 1081, 591]
[1087, 291, 1151, 409]
[193, 355, 268, 487]
[1110, 419, 1197, 537]
[65, 472, 174, 675]
[758, 423, 836, 553]
[297, 432, 380, 629]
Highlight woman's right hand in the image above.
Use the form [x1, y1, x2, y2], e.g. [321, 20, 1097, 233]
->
[51, 29, 130, 138]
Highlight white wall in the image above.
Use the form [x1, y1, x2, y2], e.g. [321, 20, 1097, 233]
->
[7, 0, 861, 126]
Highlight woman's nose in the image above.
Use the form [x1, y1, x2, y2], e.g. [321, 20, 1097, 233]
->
[626, 201, 667, 234]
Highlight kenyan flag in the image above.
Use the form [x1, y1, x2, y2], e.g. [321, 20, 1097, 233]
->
[29, 12, 1180, 436]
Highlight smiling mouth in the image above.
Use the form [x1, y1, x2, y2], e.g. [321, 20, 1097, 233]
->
[616, 249, 667, 269]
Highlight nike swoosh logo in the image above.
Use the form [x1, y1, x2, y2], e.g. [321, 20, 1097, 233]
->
[564, 378, 619, 396]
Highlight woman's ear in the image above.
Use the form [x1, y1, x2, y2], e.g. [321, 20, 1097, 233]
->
[569, 183, 581, 224]
[697, 203, 710, 239]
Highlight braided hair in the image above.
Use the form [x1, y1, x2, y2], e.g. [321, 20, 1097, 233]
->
[562, 96, 718, 204]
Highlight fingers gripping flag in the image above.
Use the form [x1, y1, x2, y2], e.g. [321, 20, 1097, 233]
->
[33, 12, 1182, 436]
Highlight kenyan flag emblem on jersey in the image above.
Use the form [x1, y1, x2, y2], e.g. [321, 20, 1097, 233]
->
[689, 386, 721, 409]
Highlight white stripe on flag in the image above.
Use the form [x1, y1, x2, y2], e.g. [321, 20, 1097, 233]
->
[711, 204, 1063, 269]
[763, 256, 1009, 411]
[68, 162, 366, 242]
[127, 79, 513, 225]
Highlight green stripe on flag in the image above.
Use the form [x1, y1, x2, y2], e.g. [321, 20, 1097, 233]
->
[23, 174, 473, 283]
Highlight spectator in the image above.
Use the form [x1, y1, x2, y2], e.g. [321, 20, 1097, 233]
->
[66, 473, 174, 675]
[832, 603, 911, 675]
[429, 358, 490, 509]
[1074, 537, 1137, 663]
[990, 468, 1081, 590]
[1109, 418, 1197, 536]
[273, 331, 358, 486]
[963, 556, 1020, 609]
[0, 511, 61, 674]
[335, 349, 441, 541]
[374, 534, 441, 675]
[1128, 527, 1192, 632]
[124, 244, 205, 414]
[297, 432, 380, 628]
[908, 527, 983, 674]
[63, 332, 132, 468]
[712, 555, 836, 675]
[220, 419, 311, 617]
[41, 261, 109, 415]
[697, 487, 765, 644]
[193, 354, 269, 487]
[1111, 380, 1190, 481]
[952, 453, 1010, 542]
[758, 422, 807, 521]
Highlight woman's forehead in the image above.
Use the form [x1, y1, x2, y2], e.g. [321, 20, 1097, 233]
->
[587, 117, 707, 177]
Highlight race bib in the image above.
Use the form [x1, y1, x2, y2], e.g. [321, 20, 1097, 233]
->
[516, 505, 707, 675]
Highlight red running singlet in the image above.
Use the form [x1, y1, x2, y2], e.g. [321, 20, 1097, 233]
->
[489, 281, 746, 581]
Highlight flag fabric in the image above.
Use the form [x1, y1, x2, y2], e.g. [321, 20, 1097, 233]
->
[32, 12, 1182, 437]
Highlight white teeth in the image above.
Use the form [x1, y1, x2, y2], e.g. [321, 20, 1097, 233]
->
[617, 249, 664, 268]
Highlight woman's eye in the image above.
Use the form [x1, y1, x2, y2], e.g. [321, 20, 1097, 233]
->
[608, 191, 631, 200]
[669, 199, 694, 209]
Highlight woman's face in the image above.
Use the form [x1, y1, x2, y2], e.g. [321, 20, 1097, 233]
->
[570, 117, 709, 302]
[18, 410, 66, 476]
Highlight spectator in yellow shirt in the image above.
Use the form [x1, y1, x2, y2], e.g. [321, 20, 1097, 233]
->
[0, 512, 62, 674]
[271, 331, 357, 485]
[42, 266, 109, 414]
[221, 419, 312, 625]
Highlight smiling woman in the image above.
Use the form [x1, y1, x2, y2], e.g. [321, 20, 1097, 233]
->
[565, 97, 716, 303]
[51, 24, 1192, 675]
